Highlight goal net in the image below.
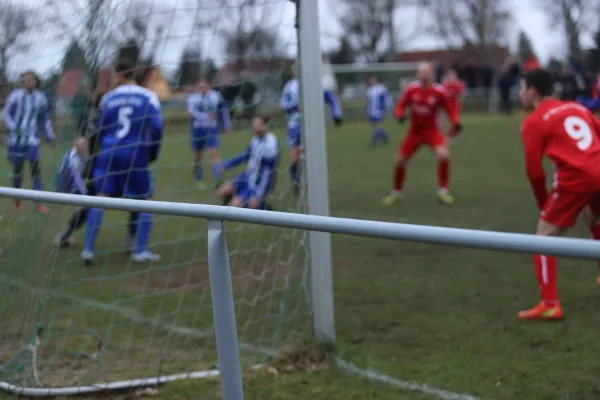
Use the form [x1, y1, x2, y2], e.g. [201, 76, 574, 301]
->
[0, 0, 312, 394]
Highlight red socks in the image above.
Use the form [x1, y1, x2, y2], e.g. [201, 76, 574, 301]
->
[438, 159, 449, 190]
[393, 164, 405, 192]
[533, 254, 558, 304]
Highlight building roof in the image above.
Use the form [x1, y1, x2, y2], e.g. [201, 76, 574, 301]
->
[396, 45, 510, 69]
[215, 59, 295, 85]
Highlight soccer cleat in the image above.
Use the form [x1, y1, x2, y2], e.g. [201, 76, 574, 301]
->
[518, 301, 563, 320]
[36, 204, 49, 214]
[196, 181, 208, 190]
[14, 200, 24, 212]
[437, 192, 455, 205]
[131, 251, 161, 263]
[81, 250, 94, 266]
[53, 234, 77, 248]
[382, 193, 404, 205]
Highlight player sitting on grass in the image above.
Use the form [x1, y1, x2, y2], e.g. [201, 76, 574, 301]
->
[3, 71, 55, 214]
[442, 69, 465, 140]
[366, 76, 392, 146]
[382, 62, 461, 206]
[280, 65, 342, 195]
[518, 68, 600, 320]
[217, 115, 279, 209]
[187, 78, 231, 190]
[82, 60, 164, 265]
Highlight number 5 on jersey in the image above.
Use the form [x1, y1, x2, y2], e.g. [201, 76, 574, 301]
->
[116, 106, 134, 139]
[565, 116, 593, 151]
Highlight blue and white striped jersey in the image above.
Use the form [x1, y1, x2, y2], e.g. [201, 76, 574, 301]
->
[3, 88, 54, 146]
[223, 132, 280, 198]
[187, 90, 231, 130]
[55, 147, 88, 194]
[97, 84, 163, 163]
[280, 79, 343, 119]
[366, 83, 393, 120]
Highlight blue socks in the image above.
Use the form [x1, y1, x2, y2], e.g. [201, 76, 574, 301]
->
[212, 163, 222, 183]
[32, 175, 42, 191]
[134, 213, 153, 254]
[371, 128, 388, 145]
[84, 208, 104, 253]
[194, 163, 203, 181]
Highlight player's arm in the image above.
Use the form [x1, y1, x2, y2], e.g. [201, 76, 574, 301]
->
[3, 91, 19, 132]
[323, 90, 343, 120]
[580, 96, 600, 111]
[383, 90, 394, 114]
[394, 87, 412, 121]
[186, 95, 205, 121]
[521, 120, 548, 210]
[39, 94, 55, 142]
[217, 94, 231, 132]
[253, 145, 279, 201]
[222, 145, 251, 171]
[68, 157, 88, 195]
[147, 94, 164, 163]
[440, 88, 460, 126]
[280, 85, 297, 112]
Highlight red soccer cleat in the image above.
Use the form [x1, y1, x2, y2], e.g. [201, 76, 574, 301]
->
[36, 204, 49, 214]
[518, 301, 563, 320]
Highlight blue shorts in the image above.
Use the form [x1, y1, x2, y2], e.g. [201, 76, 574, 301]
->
[287, 125, 301, 148]
[232, 172, 275, 208]
[191, 126, 220, 151]
[7, 143, 39, 166]
[93, 149, 153, 199]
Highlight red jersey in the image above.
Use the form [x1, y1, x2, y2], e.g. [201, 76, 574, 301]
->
[395, 81, 459, 130]
[522, 99, 600, 208]
[443, 79, 464, 103]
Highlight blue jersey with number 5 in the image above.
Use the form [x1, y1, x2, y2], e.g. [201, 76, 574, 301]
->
[97, 84, 163, 165]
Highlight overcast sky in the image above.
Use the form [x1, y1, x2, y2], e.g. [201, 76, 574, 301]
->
[5, 0, 591, 80]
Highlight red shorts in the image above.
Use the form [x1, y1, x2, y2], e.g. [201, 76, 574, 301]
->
[399, 129, 446, 158]
[541, 189, 600, 228]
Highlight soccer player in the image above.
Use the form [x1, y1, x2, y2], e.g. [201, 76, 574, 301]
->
[82, 60, 164, 265]
[54, 137, 89, 247]
[518, 68, 600, 320]
[187, 78, 231, 189]
[578, 73, 600, 111]
[442, 69, 465, 139]
[217, 115, 279, 209]
[3, 71, 55, 213]
[366, 76, 393, 146]
[382, 62, 461, 206]
[281, 65, 342, 194]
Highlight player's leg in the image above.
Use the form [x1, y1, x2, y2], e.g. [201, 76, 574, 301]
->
[191, 128, 208, 189]
[430, 131, 453, 205]
[27, 145, 48, 214]
[287, 125, 302, 195]
[518, 191, 588, 320]
[370, 118, 388, 146]
[382, 131, 420, 205]
[55, 182, 95, 248]
[206, 127, 223, 188]
[217, 181, 235, 205]
[126, 169, 160, 262]
[582, 193, 600, 285]
[125, 212, 139, 252]
[8, 144, 25, 210]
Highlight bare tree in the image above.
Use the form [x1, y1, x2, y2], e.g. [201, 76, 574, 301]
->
[425, 0, 511, 61]
[338, 1, 388, 62]
[0, 3, 32, 80]
[536, 0, 599, 61]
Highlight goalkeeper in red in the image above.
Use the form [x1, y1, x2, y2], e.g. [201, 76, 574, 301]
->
[518, 68, 600, 320]
[382, 62, 461, 206]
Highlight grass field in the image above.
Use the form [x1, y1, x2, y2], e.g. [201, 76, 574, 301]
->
[2, 113, 600, 400]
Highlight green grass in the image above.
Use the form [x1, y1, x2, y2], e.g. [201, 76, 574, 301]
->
[1, 114, 600, 399]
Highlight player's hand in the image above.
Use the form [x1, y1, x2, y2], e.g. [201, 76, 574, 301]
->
[333, 117, 343, 127]
[397, 116, 405, 124]
[453, 123, 462, 134]
[248, 197, 260, 209]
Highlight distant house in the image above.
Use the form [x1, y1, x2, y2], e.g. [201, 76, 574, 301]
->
[55, 66, 172, 117]
[396, 45, 510, 69]
[215, 59, 295, 85]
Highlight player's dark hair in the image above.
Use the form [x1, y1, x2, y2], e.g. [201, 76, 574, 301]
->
[257, 115, 270, 124]
[115, 60, 136, 80]
[523, 68, 554, 97]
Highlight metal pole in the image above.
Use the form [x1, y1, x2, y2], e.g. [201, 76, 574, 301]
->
[298, 0, 336, 343]
[206, 219, 244, 400]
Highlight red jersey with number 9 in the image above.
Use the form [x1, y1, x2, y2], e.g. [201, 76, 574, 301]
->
[522, 99, 600, 196]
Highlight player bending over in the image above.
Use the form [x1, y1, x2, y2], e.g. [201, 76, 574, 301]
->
[280, 65, 342, 195]
[217, 115, 279, 209]
[518, 68, 600, 320]
[82, 60, 164, 265]
[382, 62, 461, 206]
[3, 71, 55, 213]
[366, 76, 393, 146]
[187, 78, 231, 190]
[442, 69, 464, 139]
